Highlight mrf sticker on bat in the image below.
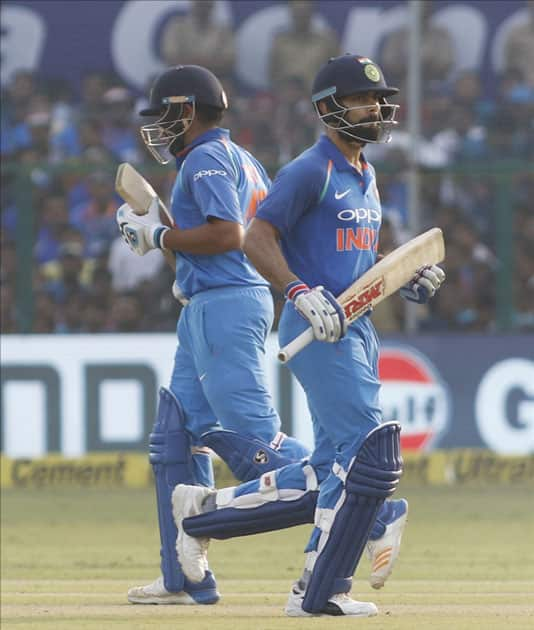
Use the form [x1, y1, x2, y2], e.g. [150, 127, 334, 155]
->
[379, 346, 451, 451]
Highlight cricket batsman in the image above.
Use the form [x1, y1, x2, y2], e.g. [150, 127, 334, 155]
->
[171, 54, 445, 617]
[116, 65, 309, 605]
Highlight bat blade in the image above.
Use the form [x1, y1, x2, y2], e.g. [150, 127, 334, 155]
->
[115, 162, 174, 225]
[339, 227, 445, 324]
[278, 228, 445, 363]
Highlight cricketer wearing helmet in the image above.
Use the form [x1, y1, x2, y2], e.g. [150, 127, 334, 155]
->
[171, 55, 445, 617]
[116, 65, 309, 605]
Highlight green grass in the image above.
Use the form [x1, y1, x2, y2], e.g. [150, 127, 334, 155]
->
[2, 484, 534, 629]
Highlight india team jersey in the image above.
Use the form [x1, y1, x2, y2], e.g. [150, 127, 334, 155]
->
[256, 134, 382, 297]
[171, 128, 270, 298]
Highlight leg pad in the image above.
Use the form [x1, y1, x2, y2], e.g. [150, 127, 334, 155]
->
[302, 422, 402, 614]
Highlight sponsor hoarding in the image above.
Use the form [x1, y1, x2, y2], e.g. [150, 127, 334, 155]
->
[1, 334, 533, 456]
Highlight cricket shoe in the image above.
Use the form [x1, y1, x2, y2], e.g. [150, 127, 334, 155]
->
[367, 498, 408, 589]
[172, 484, 214, 583]
[285, 582, 378, 617]
[127, 575, 219, 605]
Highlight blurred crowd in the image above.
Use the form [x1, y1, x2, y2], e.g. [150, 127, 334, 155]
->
[1, 0, 533, 335]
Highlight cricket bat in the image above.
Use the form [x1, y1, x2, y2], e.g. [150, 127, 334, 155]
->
[115, 162, 174, 226]
[278, 227, 445, 363]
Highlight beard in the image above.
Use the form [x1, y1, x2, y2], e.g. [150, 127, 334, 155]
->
[339, 115, 381, 144]
[169, 132, 186, 155]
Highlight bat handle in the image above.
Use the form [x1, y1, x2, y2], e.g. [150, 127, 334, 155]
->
[277, 328, 315, 363]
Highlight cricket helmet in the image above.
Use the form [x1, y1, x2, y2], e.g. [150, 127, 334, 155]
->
[140, 65, 228, 163]
[312, 54, 400, 144]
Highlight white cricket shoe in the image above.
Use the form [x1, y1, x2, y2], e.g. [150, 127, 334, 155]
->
[285, 583, 378, 617]
[172, 484, 213, 583]
[367, 498, 409, 589]
[127, 576, 197, 604]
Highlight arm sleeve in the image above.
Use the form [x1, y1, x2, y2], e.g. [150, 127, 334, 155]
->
[255, 158, 322, 237]
[184, 147, 242, 223]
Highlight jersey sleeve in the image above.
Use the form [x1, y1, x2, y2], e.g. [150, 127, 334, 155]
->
[255, 156, 323, 237]
[183, 146, 242, 223]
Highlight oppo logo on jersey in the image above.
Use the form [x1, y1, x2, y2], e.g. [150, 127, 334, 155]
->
[337, 208, 381, 223]
[193, 169, 228, 181]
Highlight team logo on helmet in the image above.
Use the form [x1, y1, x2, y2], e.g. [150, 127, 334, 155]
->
[364, 64, 381, 82]
[253, 449, 269, 464]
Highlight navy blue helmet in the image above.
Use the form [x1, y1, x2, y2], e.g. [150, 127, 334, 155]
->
[140, 65, 228, 163]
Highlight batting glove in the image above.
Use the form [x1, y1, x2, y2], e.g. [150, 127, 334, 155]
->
[400, 264, 446, 304]
[116, 198, 170, 256]
[285, 280, 347, 343]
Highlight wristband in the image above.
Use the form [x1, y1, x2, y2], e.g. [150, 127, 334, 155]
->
[153, 225, 170, 250]
[285, 280, 310, 301]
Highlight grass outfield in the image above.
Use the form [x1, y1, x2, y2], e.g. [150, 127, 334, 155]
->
[2, 484, 533, 629]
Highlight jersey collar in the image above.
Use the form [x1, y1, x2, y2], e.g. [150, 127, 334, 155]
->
[175, 127, 230, 168]
[317, 134, 368, 174]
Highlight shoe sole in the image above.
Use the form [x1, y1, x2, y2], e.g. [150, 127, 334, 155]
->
[286, 596, 378, 617]
[128, 593, 196, 605]
[370, 501, 408, 589]
[286, 606, 378, 617]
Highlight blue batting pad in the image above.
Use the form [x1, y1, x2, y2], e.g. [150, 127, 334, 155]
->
[201, 429, 309, 482]
[183, 491, 318, 539]
[149, 387, 216, 596]
[302, 422, 402, 614]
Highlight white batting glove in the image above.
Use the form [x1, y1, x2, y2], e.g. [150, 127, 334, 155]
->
[400, 264, 446, 304]
[285, 280, 347, 343]
[116, 198, 169, 256]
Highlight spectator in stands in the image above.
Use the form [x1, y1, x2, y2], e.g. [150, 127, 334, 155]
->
[452, 71, 495, 125]
[108, 235, 165, 292]
[269, 0, 339, 91]
[0, 238, 18, 333]
[160, 1, 235, 81]
[1, 71, 36, 155]
[486, 72, 534, 161]
[381, 1, 455, 90]
[274, 76, 317, 165]
[34, 192, 70, 265]
[101, 86, 143, 164]
[375, 147, 410, 236]
[79, 71, 109, 120]
[503, 0, 534, 87]
[25, 110, 53, 160]
[81, 297, 109, 332]
[55, 292, 85, 333]
[108, 292, 144, 332]
[427, 105, 487, 165]
[88, 264, 113, 306]
[41, 230, 94, 303]
[70, 170, 119, 258]
[513, 206, 534, 329]
[32, 291, 57, 333]
[0, 284, 18, 333]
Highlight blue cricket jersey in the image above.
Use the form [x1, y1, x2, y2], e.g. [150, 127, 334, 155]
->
[256, 134, 382, 297]
[171, 128, 270, 298]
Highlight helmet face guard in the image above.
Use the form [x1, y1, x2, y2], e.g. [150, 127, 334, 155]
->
[312, 88, 399, 144]
[140, 96, 196, 164]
